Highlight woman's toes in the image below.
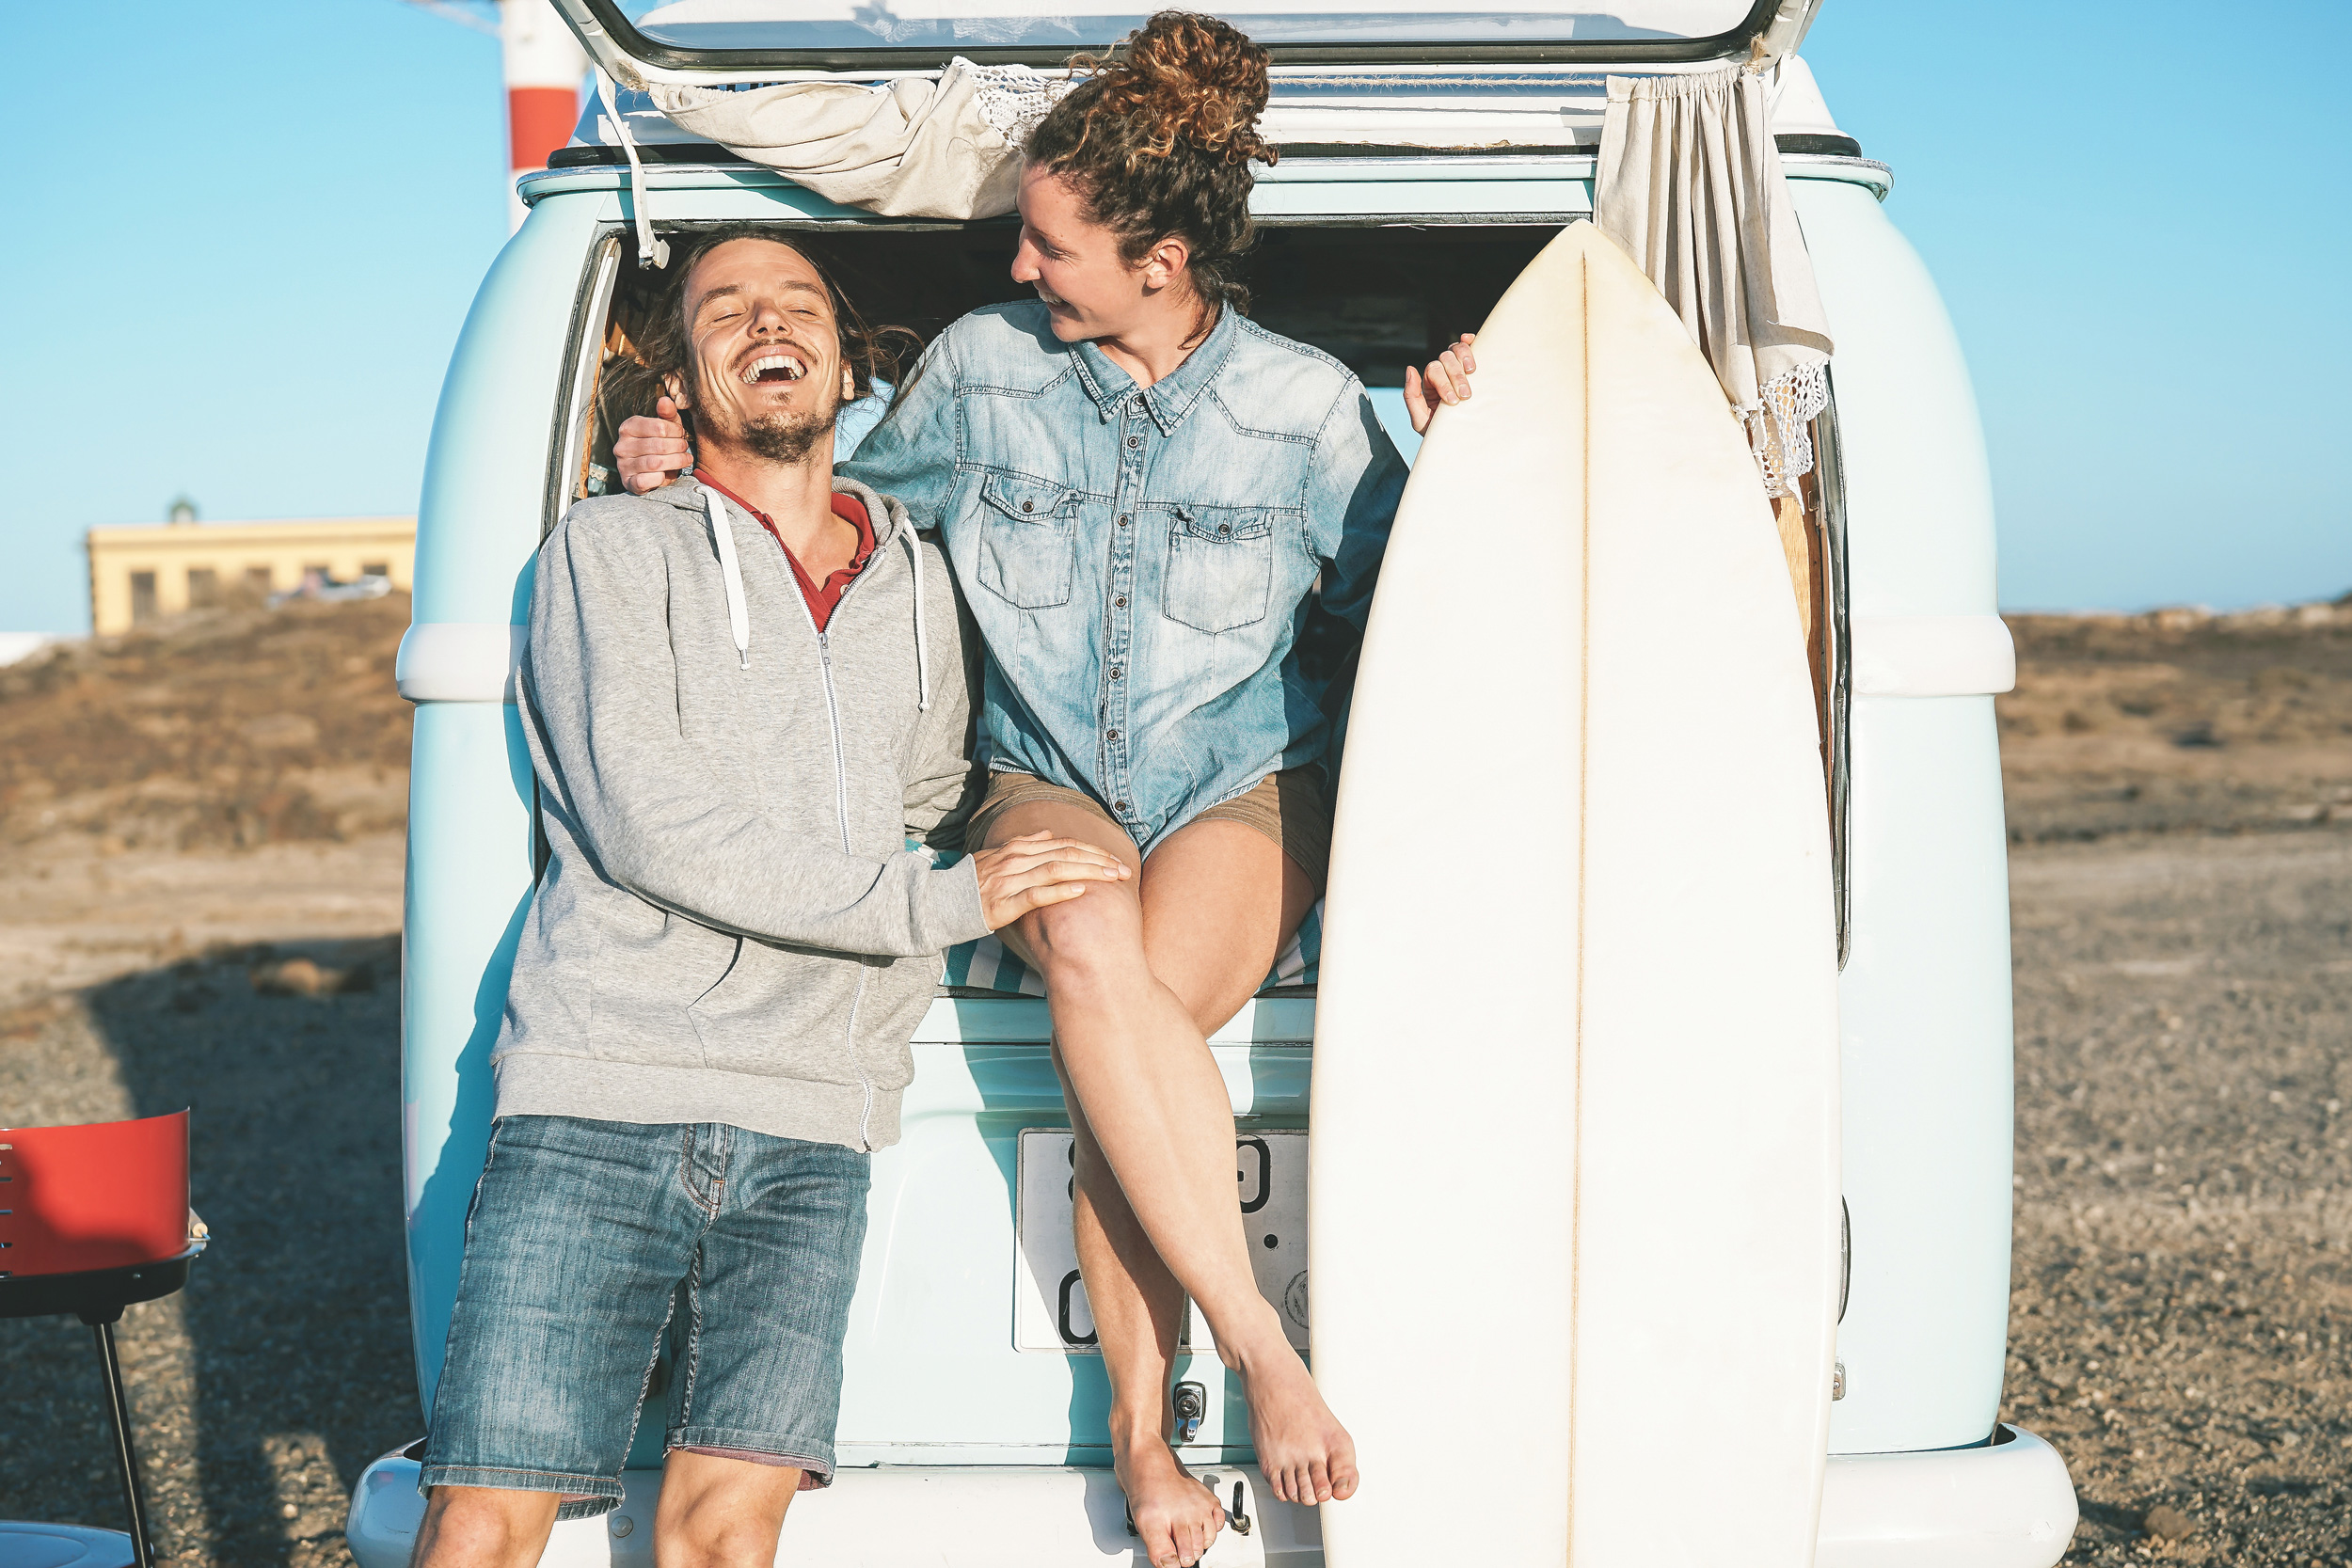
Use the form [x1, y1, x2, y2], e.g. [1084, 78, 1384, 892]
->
[1120, 1446, 1223, 1565]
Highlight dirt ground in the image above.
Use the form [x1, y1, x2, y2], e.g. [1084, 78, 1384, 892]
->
[2003, 832, 2352, 1562]
[0, 916, 411, 1568]
[2, 596, 2349, 1562]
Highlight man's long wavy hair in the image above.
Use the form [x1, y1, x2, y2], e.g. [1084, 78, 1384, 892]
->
[623, 224, 918, 420]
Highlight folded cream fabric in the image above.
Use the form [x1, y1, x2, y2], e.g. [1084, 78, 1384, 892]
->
[650, 58, 1073, 221]
[1597, 65, 1836, 499]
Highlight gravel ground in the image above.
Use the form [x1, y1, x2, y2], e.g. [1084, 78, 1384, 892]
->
[5, 827, 2346, 1564]
[8, 585, 2352, 1561]
[0, 933, 417, 1568]
[2002, 830, 2352, 1563]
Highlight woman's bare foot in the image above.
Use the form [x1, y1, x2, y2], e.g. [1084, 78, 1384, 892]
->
[1115, 1434, 1225, 1568]
[1236, 1341, 1359, 1505]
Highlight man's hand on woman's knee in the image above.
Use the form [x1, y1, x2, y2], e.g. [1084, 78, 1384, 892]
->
[973, 831, 1133, 930]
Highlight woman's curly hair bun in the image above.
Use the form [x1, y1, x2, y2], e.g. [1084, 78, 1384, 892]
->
[1073, 10, 1277, 167]
[1025, 11, 1279, 320]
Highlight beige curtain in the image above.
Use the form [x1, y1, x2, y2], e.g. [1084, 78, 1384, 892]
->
[1596, 65, 1835, 499]
[648, 59, 1073, 222]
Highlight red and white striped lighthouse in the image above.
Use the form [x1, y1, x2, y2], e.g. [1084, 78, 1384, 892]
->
[501, 0, 588, 229]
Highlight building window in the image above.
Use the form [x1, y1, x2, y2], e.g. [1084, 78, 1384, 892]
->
[130, 571, 158, 626]
[303, 562, 331, 587]
[245, 566, 274, 593]
[361, 562, 390, 579]
[187, 567, 219, 608]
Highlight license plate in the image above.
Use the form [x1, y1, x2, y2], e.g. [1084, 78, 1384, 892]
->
[1015, 1129, 1309, 1354]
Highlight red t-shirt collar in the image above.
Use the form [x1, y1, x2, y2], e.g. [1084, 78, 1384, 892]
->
[692, 469, 877, 631]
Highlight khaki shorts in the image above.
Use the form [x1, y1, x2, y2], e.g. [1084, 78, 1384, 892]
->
[968, 768, 1331, 890]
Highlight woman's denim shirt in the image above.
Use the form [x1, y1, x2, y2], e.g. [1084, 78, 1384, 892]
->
[842, 300, 1406, 855]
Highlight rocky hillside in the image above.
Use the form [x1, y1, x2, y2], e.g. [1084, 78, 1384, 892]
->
[0, 594, 411, 853]
[1999, 601, 2352, 841]
[3, 589, 2346, 854]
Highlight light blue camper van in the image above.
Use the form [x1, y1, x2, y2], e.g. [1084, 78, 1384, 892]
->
[351, 2, 2079, 1562]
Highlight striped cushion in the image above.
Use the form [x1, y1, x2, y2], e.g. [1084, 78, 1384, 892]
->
[941, 900, 1323, 997]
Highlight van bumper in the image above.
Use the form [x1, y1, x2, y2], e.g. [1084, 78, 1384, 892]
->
[347, 1425, 2073, 1566]
[1820, 1425, 2078, 1568]
[345, 1454, 1317, 1566]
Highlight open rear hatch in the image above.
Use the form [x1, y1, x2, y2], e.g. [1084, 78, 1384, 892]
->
[551, 0, 1820, 82]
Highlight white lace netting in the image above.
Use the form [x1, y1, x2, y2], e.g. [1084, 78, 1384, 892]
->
[961, 57, 1077, 145]
[1741, 358, 1830, 499]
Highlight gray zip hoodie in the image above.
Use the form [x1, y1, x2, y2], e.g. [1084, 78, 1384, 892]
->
[494, 473, 992, 1151]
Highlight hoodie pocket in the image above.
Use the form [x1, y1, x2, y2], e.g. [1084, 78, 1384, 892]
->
[690, 936, 745, 1016]
[686, 940, 866, 1085]
[977, 470, 1075, 610]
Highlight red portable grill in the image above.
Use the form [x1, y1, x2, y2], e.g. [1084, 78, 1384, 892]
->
[0, 1111, 206, 1568]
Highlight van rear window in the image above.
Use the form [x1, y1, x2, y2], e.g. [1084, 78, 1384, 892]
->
[566, 221, 1559, 502]
[633, 1, 1762, 52]
[596, 0, 1779, 67]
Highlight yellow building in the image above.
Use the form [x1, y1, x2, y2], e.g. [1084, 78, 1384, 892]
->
[86, 515, 416, 636]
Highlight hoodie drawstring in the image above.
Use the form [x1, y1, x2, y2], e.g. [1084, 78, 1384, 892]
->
[903, 531, 931, 713]
[704, 479, 925, 708]
[702, 483, 753, 670]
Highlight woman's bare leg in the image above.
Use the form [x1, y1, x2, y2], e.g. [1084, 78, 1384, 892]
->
[989, 801, 1357, 1563]
[1129, 819, 1352, 1513]
[1056, 1090, 1207, 1566]
[988, 802, 1213, 1565]
[1047, 818, 1315, 1568]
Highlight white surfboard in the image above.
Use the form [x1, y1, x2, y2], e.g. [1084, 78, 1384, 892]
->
[1309, 221, 1842, 1566]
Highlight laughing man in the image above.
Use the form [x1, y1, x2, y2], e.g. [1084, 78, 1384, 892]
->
[407, 226, 1132, 1568]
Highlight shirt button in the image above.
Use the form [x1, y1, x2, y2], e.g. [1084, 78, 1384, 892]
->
[1217, 523, 1232, 535]
[1107, 729, 1121, 741]
[1021, 499, 1034, 513]
[1115, 594, 1128, 609]
[1109, 666, 1123, 680]
[1117, 515, 1132, 528]
[1125, 436, 1142, 450]
[1115, 800, 1131, 813]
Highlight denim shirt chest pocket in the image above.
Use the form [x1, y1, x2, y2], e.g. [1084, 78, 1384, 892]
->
[976, 469, 1076, 610]
[1162, 503, 1281, 634]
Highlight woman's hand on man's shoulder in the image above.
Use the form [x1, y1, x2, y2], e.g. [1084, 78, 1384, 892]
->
[615, 394, 693, 494]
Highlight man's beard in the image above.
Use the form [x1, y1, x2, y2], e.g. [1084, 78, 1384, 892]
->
[739, 406, 835, 464]
[691, 369, 840, 466]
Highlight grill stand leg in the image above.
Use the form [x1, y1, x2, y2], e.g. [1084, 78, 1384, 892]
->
[85, 1311, 158, 1568]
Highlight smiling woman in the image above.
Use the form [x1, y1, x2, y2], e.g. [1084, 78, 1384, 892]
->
[1019, 10, 1276, 333]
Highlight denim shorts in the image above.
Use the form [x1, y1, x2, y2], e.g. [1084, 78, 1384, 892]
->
[969, 766, 1332, 888]
[420, 1115, 870, 1518]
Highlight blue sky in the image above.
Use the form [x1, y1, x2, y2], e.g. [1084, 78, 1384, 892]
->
[2, 1, 2344, 631]
[1804, 3, 2350, 613]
